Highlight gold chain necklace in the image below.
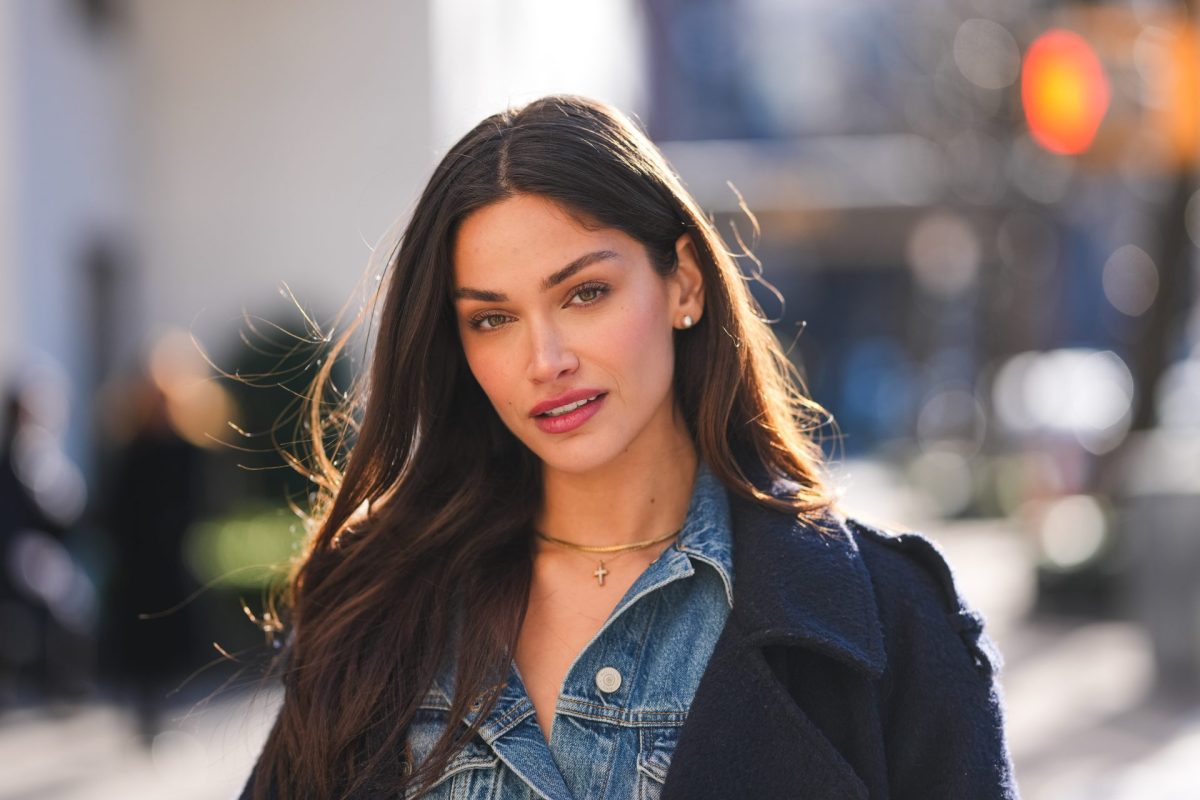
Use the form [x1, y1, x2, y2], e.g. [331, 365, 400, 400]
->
[534, 526, 683, 587]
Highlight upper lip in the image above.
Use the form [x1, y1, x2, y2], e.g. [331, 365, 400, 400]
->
[529, 388, 607, 417]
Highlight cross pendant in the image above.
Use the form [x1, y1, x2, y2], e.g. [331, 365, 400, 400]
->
[593, 561, 608, 586]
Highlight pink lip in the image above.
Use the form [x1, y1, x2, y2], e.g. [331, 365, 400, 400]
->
[529, 388, 608, 418]
[532, 393, 607, 434]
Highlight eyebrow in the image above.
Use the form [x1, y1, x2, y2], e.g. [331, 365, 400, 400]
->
[453, 250, 619, 302]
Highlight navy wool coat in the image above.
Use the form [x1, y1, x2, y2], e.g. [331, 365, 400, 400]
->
[240, 472, 1020, 799]
[657, 480, 1020, 799]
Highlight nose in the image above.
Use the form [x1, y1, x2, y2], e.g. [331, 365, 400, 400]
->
[525, 319, 579, 384]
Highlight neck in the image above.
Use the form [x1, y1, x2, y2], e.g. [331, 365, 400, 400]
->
[534, 417, 698, 550]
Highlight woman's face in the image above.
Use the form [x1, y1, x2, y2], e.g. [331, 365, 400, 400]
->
[452, 194, 704, 475]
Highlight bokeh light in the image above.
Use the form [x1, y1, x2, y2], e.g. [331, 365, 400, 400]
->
[1036, 493, 1109, 570]
[906, 211, 981, 297]
[954, 18, 1021, 91]
[1156, 357, 1200, 429]
[146, 329, 235, 449]
[1185, 189, 1200, 248]
[1021, 29, 1111, 155]
[907, 447, 976, 518]
[1102, 244, 1160, 317]
[992, 348, 1134, 454]
[916, 386, 987, 456]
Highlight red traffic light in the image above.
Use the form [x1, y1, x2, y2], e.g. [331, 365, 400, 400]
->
[1022, 29, 1111, 155]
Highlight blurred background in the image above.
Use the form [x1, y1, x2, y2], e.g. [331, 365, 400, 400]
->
[0, 0, 1197, 797]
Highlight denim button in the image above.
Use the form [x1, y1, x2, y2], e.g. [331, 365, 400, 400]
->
[595, 666, 622, 693]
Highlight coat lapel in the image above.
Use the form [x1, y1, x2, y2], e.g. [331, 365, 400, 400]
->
[662, 479, 886, 799]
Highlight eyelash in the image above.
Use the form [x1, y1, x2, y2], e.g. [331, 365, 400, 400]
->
[467, 281, 611, 331]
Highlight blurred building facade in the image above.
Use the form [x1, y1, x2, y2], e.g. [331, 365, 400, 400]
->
[0, 0, 436, 475]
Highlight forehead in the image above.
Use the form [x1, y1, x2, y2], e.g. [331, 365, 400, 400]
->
[452, 195, 631, 286]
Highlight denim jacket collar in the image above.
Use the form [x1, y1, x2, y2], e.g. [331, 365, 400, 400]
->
[726, 463, 886, 679]
[423, 457, 735, 712]
[674, 458, 734, 608]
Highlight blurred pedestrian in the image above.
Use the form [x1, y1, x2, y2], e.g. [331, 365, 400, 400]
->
[0, 367, 90, 705]
[101, 373, 203, 741]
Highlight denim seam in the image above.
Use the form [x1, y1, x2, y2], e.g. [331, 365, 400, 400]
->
[552, 705, 689, 726]
[402, 754, 499, 799]
[594, 703, 618, 799]
[488, 745, 568, 800]
[636, 727, 673, 785]
[624, 581, 659, 708]
[478, 704, 536, 742]
[561, 700, 685, 716]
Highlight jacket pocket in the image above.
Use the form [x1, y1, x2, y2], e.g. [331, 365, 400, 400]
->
[403, 711, 500, 799]
[635, 726, 680, 800]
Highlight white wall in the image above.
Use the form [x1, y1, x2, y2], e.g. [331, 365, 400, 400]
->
[0, 2, 16, 381]
[126, 0, 434, 356]
[429, 0, 647, 152]
[2, 0, 132, 466]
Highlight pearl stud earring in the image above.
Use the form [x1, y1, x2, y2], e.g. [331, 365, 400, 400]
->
[680, 315, 694, 329]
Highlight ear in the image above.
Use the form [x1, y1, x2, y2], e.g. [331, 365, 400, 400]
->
[667, 233, 705, 325]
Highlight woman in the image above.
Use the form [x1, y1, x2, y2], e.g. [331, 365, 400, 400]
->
[240, 95, 1018, 799]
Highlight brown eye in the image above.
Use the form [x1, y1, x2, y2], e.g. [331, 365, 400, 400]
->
[570, 282, 610, 306]
[470, 313, 513, 331]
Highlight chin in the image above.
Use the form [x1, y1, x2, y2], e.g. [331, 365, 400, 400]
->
[531, 443, 618, 476]
[521, 431, 630, 476]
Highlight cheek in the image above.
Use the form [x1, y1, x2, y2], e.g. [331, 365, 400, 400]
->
[604, 299, 674, 391]
[462, 342, 517, 410]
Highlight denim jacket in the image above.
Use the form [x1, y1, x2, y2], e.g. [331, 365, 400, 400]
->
[404, 459, 733, 800]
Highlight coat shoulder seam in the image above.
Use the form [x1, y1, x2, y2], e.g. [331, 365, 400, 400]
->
[843, 517, 1004, 677]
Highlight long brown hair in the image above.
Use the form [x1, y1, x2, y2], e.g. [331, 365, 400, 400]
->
[248, 94, 835, 799]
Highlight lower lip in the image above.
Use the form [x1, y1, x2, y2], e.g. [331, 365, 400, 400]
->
[533, 394, 607, 434]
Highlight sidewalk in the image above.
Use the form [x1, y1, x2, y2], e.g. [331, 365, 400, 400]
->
[0, 689, 279, 800]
